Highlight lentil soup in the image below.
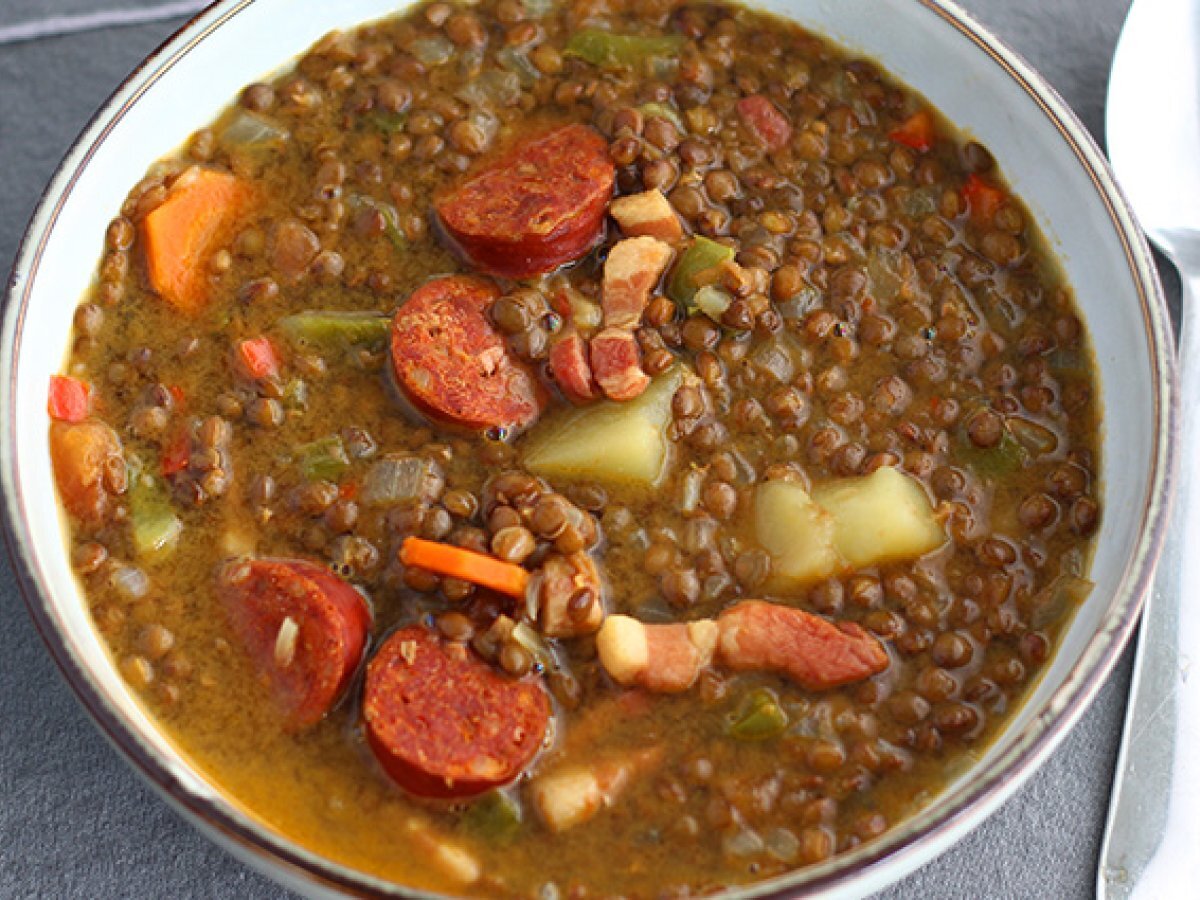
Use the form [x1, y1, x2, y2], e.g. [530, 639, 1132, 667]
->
[48, 0, 1102, 896]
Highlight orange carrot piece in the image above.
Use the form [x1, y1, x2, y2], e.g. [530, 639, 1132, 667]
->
[962, 173, 1006, 226]
[237, 337, 280, 380]
[889, 110, 935, 152]
[140, 167, 253, 312]
[48, 375, 90, 422]
[400, 537, 530, 599]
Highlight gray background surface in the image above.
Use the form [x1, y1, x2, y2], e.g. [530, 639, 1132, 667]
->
[0, 0, 1153, 897]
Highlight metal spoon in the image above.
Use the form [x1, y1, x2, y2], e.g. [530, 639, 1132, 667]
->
[1100, 0, 1200, 894]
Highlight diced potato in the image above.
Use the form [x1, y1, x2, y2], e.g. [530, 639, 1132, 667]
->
[522, 366, 684, 487]
[595, 615, 650, 686]
[754, 480, 841, 586]
[812, 466, 945, 567]
[529, 766, 606, 833]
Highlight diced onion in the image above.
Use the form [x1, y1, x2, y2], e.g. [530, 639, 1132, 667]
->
[692, 285, 733, 322]
[361, 455, 444, 507]
[109, 565, 149, 601]
[455, 69, 521, 107]
[412, 36, 454, 66]
[219, 110, 288, 151]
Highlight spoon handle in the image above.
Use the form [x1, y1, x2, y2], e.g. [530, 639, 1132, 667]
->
[1099, 262, 1200, 897]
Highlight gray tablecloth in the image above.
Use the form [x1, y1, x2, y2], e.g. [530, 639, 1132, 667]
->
[0, 0, 1153, 897]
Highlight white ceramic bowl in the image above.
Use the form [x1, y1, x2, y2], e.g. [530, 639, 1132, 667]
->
[0, 0, 1176, 897]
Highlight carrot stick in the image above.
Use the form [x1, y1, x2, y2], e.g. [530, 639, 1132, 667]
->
[400, 537, 530, 599]
[140, 167, 253, 312]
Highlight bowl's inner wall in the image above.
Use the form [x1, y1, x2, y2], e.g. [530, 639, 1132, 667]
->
[7, 0, 1159, 893]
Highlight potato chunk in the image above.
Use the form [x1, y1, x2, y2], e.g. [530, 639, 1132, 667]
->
[522, 366, 684, 487]
[812, 466, 945, 567]
[754, 480, 841, 586]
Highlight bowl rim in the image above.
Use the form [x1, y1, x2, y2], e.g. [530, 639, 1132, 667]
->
[0, 0, 1178, 897]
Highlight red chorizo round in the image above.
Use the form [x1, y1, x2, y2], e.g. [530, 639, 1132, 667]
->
[391, 275, 545, 432]
[363, 626, 550, 799]
[219, 558, 372, 731]
[435, 124, 615, 278]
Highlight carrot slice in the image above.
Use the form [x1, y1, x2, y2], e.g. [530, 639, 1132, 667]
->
[400, 537, 530, 599]
[236, 336, 280, 380]
[47, 375, 91, 422]
[889, 110, 935, 152]
[962, 173, 1006, 226]
[140, 167, 253, 312]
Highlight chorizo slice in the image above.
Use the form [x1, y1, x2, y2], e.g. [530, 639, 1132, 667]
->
[435, 124, 615, 278]
[391, 275, 544, 433]
[363, 626, 550, 799]
[716, 600, 889, 691]
[589, 327, 650, 401]
[548, 331, 599, 404]
[219, 558, 372, 730]
[50, 420, 125, 524]
[601, 236, 673, 329]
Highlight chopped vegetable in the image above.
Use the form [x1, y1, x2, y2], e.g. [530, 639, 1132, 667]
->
[1029, 575, 1094, 630]
[400, 537, 530, 599]
[349, 195, 406, 250]
[47, 375, 90, 423]
[638, 102, 686, 134]
[360, 455, 443, 507]
[129, 469, 182, 559]
[218, 110, 288, 152]
[462, 791, 524, 844]
[497, 48, 541, 85]
[50, 420, 125, 524]
[295, 435, 350, 482]
[363, 111, 407, 133]
[140, 167, 254, 312]
[727, 688, 788, 741]
[958, 419, 1029, 477]
[522, 366, 684, 487]
[279, 310, 391, 350]
[692, 285, 733, 321]
[454, 69, 521, 108]
[564, 29, 685, 70]
[962, 173, 1006, 225]
[888, 109, 935, 152]
[1007, 416, 1060, 457]
[412, 36, 454, 66]
[812, 466, 946, 568]
[236, 337, 280, 380]
[667, 237, 735, 306]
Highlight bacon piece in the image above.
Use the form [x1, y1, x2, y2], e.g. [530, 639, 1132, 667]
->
[589, 327, 650, 401]
[601, 236, 673, 329]
[548, 331, 599, 404]
[538, 552, 605, 637]
[716, 600, 889, 691]
[609, 189, 684, 244]
[595, 615, 719, 693]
